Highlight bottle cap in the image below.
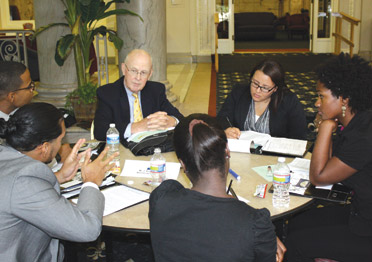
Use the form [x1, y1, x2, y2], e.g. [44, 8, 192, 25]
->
[109, 123, 115, 128]
[278, 157, 286, 163]
[154, 148, 161, 153]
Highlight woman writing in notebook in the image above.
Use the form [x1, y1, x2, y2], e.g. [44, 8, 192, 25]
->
[217, 59, 307, 140]
[285, 53, 372, 261]
[149, 113, 286, 262]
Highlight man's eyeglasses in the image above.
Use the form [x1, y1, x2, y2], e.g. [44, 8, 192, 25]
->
[125, 64, 150, 78]
[250, 80, 275, 93]
[13, 81, 36, 93]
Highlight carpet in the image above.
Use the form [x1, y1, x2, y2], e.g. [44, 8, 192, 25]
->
[63, 233, 155, 262]
[217, 52, 334, 73]
[235, 31, 309, 50]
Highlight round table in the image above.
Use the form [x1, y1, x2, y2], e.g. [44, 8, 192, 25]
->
[102, 146, 313, 233]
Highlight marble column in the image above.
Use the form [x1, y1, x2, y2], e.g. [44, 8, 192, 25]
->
[116, 0, 177, 102]
[33, 0, 77, 108]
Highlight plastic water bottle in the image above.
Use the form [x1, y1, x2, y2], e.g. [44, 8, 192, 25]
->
[272, 157, 291, 208]
[106, 123, 121, 175]
[150, 148, 166, 186]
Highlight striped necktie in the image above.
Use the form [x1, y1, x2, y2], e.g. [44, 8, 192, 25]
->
[132, 93, 143, 122]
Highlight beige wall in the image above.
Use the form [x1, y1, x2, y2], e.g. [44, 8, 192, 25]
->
[9, 0, 34, 20]
[338, 0, 361, 55]
[166, 0, 191, 54]
[234, 0, 279, 16]
[359, 0, 372, 60]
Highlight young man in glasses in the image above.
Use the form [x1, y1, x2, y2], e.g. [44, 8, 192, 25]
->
[94, 49, 183, 144]
[0, 61, 72, 162]
[0, 61, 35, 120]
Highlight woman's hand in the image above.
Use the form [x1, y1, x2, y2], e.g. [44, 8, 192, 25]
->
[318, 119, 338, 133]
[54, 139, 86, 184]
[276, 237, 287, 262]
[224, 127, 241, 139]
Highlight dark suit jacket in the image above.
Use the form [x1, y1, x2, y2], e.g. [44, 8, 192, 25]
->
[94, 76, 183, 144]
[217, 83, 307, 140]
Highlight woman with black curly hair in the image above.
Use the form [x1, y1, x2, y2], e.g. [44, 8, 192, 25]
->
[285, 53, 372, 261]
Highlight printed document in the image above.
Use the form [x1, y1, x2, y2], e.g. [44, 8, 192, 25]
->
[72, 185, 149, 216]
[121, 159, 181, 180]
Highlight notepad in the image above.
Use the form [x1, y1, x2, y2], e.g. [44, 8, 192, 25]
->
[228, 131, 308, 157]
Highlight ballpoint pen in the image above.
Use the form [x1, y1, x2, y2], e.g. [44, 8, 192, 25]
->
[226, 117, 233, 127]
[229, 168, 241, 181]
[226, 117, 240, 139]
[227, 179, 233, 194]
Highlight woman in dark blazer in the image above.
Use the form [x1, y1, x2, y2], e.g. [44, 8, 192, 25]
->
[217, 59, 307, 140]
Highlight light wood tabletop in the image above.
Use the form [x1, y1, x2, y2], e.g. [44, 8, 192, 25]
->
[102, 146, 313, 232]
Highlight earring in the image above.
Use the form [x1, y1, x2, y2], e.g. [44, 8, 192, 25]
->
[225, 155, 230, 159]
[342, 105, 346, 117]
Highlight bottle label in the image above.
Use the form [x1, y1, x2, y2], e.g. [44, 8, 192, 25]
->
[273, 173, 290, 185]
[150, 163, 166, 173]
[107, 134, 119, 144]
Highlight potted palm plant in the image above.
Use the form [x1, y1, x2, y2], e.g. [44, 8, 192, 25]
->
[33, 0, 141, 122]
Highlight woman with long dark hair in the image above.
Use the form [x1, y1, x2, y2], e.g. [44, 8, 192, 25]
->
[217, 59, 307, 140]
[149, 114, 285, 261]
[285, 53, 372, 261]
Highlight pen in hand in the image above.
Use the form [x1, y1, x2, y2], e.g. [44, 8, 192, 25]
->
[226, 117, 240, 139]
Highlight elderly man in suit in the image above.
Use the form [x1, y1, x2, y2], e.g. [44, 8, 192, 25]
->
[94, 49, 183, 144]
[0, 102, 117, 261]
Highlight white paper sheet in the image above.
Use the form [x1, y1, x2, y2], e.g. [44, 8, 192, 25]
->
[239, 131, 271, 145]
[72, 185, 149, 216]
[227, 139, 251, 153]
[288, 158, 333, 192]
[121, 160, 181, 180]
[288, 158, 311, 170]
[263, 137, 307, 156]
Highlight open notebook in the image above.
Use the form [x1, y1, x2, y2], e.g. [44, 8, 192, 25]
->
[228, 131, 309, 157]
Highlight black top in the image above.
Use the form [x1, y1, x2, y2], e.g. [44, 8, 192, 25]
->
[94, 76, 183, 144]
[333, 111, 372, 236]
[149, 180, 276, 262]
[217, 83, 307, 140]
